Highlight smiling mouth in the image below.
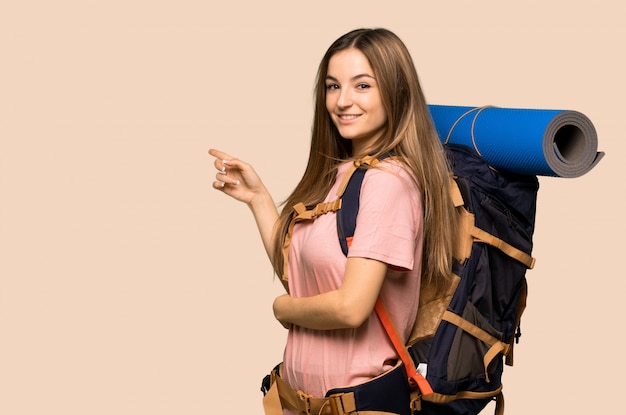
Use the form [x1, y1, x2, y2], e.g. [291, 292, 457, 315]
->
[338, 114, 361, 120]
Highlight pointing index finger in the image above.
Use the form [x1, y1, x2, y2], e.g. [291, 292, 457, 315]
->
[208, 148, 232, 161]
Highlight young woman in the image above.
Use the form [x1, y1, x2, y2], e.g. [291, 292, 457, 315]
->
[209, 28, 457, 415]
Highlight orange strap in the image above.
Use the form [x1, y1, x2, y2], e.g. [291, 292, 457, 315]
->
[374, 298, 433, 396]
[346, 225, 433, 397]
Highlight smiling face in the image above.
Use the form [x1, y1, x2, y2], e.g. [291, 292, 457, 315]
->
[325, 48, 388, 157]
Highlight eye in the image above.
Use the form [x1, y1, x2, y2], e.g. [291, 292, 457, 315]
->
[326, 83, 339, 90]
[356, 83, 371, 90]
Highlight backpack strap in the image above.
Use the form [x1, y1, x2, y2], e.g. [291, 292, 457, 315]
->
[335, 155, 382, 254]
[506, 277, 528, 366]
[471, 226, 536, 269]
[336, 161, 370, 255]
[374, 299, 434, 396]
[280, 199, 342, 291]
[263, 362, 418, 415]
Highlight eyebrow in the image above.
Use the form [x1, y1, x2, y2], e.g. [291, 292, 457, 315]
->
[325, 73, 376, 82]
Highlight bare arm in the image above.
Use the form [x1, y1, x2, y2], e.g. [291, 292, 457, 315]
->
[209, 149, 279, 264]
[272, 256, 388, 330]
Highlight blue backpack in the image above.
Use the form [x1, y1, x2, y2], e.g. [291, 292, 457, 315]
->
[261, 143, 538, 415]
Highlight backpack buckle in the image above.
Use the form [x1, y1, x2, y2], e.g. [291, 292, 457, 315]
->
[311, 199, 342, 217]
[410, 395, 422, 414]
[354, 156, 378, 168]
[328, 392, 357, 415]
[297, 390, 314, 414]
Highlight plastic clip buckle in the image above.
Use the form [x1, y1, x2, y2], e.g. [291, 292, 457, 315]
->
[297, 390, 314, 415]
[410, 396, 422, 414]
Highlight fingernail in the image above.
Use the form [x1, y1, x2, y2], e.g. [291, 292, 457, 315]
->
[222, 159, 230, 164]
[219, 166, 226, 174]
[234, 180, 240, 185]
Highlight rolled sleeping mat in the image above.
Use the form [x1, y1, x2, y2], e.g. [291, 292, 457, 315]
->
[428, 104, 605, 177]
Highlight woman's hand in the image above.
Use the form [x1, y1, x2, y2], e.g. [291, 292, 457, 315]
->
[208, 148, 280, 264]
[273, 294, 292, 329]
[208, 148, 269, 207]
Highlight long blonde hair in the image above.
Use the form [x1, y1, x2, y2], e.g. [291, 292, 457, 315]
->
[271, 28, 457, 291]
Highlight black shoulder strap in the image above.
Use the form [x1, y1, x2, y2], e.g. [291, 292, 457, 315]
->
[336, 167, 367, 256]
[336, 154, 391, 256]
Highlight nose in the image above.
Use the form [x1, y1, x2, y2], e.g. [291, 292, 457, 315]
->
[337, 87, 353, 108]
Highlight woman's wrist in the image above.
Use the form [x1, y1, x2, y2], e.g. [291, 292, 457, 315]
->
[247, 187, 272, 210]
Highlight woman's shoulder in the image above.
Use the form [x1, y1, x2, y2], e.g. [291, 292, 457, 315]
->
[363, 158, 420, 194]
[367, 158, 415, 181]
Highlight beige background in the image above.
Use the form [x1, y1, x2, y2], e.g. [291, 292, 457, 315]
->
[1, 1, 623, 414]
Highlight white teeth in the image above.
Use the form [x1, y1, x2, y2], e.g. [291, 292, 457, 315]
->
[339, 114, 359, 119]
